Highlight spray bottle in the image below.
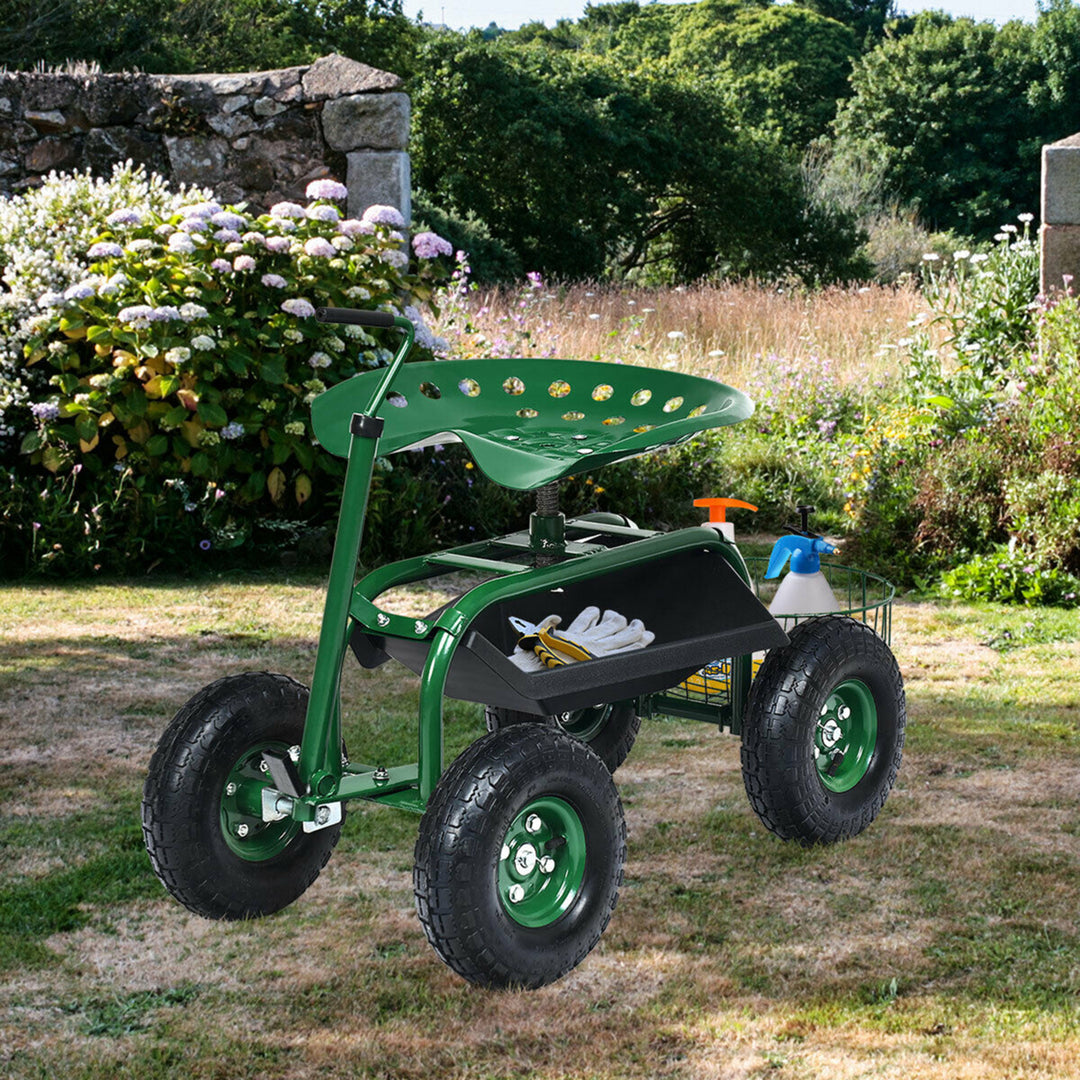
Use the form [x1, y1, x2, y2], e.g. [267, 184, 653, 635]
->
[765, 505, 840, 631]
[694, 497, 757, 542]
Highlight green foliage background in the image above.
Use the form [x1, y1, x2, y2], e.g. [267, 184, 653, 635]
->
[7, 0, 1080, 281]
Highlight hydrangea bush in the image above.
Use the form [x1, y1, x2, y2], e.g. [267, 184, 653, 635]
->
[6, 172, 454, 574]
[0, 164, 211, 449]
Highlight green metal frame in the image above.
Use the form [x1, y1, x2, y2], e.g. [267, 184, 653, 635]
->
[231, 312, 890, 831]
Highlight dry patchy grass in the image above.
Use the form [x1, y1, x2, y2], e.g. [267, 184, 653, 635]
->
[1, 577, 1079, 1079]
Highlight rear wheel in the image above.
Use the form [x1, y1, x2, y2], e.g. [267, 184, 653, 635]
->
[142, 672, 343, 919]
[414, 725, 626, 989]
[485, 701, 640, 772]
[740, 616, 905, 845]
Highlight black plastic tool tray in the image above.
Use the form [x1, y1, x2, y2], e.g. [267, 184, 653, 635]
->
[354, 546, 788, 715]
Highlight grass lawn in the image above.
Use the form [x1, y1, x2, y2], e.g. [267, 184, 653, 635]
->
[0, 569, 1078, 1079]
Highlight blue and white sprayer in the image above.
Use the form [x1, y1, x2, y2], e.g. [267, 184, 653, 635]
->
[765, 505, 841, 631]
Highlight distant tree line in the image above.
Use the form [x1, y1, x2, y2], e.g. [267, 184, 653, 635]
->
[5, 0, 1080, 282]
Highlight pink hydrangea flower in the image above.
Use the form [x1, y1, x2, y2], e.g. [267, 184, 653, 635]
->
[339, 219, 375, 237]
[281, 298, 316, 318]
[233, 255, 256, 271]
[412, 231, 453, 259]
[303, 237, 337, 258]
[265, 235, 292, 253]
[261, 273, 287, 288]
[306, 179, 349, 201]
[361, 204, 406, 228]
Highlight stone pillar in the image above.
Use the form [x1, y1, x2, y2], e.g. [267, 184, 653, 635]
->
[1041, 133, 1080, 294]
[301, 54, 411, 224]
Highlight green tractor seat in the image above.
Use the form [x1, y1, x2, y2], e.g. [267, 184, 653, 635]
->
[311, 357, 753, 491]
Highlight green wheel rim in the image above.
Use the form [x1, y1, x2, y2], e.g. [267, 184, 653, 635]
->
[220, 741, 301, 861]
[498, 796, 587, 928]
[556, 706, 610, 742]
[814, 679, 878, 793]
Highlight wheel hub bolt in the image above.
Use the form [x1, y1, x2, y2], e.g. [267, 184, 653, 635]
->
[525, 814, 543, 834]
[289, 745, 301, 763]
[514, 843, 538, 874]
[236, 823, 249, 838]
[539, 856, 556, 874]
[315, 805, 331, 825]
[821, 719, 842, 748]
[508, 884, 525, 903]
[225, 782, 237, 796]
[500, 844, 511, 860]
[259, 760, 269, 773]
[838, 704, 852, 721]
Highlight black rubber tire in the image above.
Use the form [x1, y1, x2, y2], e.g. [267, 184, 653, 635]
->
[414, 725, 626, 989]
[484, 701, 641, 773]
[740, 615, 906, 846]
[142, 672, 343, 919]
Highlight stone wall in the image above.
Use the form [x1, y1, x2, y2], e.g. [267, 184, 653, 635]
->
[1040, 133, 1080, 294]
[0, 53, 410, 222]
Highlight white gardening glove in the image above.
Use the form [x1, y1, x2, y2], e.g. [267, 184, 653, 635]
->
[506, 614, 562, 672]
[540, 606, 655, 666]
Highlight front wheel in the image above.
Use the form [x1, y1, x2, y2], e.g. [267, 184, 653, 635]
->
[142, 672, 343, 919]
[414, 725, 626, 989]
[740, 615, 905, 846]
[484, 702, 640, 772]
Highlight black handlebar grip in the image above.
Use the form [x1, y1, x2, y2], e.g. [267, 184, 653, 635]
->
[314, 307, 396, 327]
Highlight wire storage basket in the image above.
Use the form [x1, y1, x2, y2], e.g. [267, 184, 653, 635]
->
[657, 559, 895, 717]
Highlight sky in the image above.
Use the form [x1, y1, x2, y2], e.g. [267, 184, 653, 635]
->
[401, 0, 1040, 32]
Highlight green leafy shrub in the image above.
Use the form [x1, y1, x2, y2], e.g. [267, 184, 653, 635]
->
[7, 176, 454, 575]
[941, 543, 1080, 607]
[0, 164, 208, 458]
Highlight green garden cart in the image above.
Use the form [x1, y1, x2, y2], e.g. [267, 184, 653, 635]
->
[142, 308, 906, 989]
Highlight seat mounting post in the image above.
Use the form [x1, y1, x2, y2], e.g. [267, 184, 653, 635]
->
[530, 482, 565, 566]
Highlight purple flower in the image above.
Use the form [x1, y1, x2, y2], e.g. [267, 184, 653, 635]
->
[233, 254, 256, 272]
[306, 179, 349, 201]
[211, 258, 232, 273]
[168, 233, 196, 254]
[221, 421, 245, 440]
[281, 298, 316, 318]
[242, 231, 265, 246]
[306, 204, 340, 223]
[270, 201, 306, 219]
[31, 402, 61, 421]
[199, 539, 212, 551]
[118, 304, 162, 327]
[214, 229, 242, 244]
[64, 281, 97, 300]
[527, 271, 544, 289]
[361, 204, 406, 228]
[265, 235, 292, 253]
[339, 218, 374, 237]
[87, 241, 124, 258]
[178, 217, 208, 233]
[210, 210, 247, 231]
[382, 248, 408, 270]
[105, 208, 143, 227]
[412, 231, 453, 259]
[261, 273, 287, 288]
[182, 202, 222, 219]
[303, 237, 337, 258]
